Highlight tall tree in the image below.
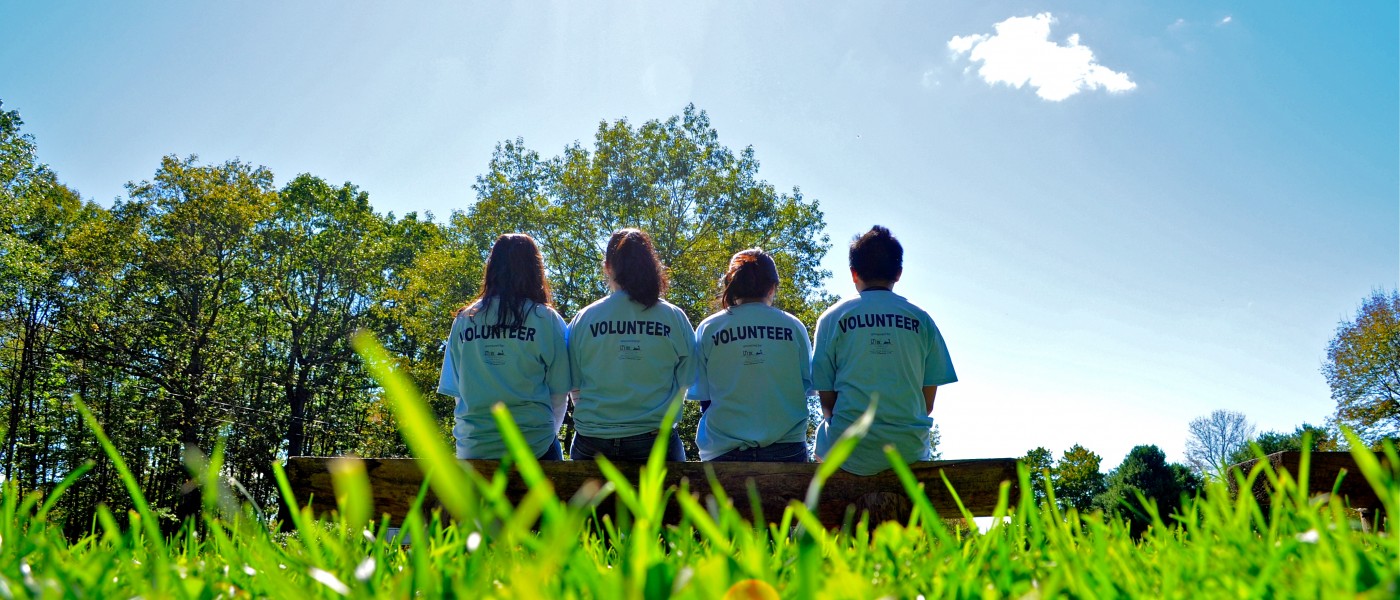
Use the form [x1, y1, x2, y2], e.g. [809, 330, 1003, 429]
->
[76, 156, 276, 520]
[1054, 444, 1106, 513]
[1325, 290, 1400, 445]
[1185, 409, 1255, 478]
[256, 174, 390, 458]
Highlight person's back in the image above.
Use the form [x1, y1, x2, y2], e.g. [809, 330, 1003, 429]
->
[441, 300, 568, 458]
[691, 249, 813, 462]
[438, 233, 570, 460]
[568, 229, 695, 462]
[569, 290, 694, 439]
[813, 226, 957, 475]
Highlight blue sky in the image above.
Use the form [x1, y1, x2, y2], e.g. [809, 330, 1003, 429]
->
[3, 1, 1396, 467]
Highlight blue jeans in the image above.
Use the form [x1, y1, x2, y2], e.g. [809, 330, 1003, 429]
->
[708, 441, 809, 463]
[538, 437, 563, 461]
[570, 429, 687, 462]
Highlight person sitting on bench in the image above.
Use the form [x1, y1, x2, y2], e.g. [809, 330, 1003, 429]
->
[689, 248, 813, 462]
[812, 226, 958, 475]
[567, 229, 696, 462]
[438, 233, 571, 461]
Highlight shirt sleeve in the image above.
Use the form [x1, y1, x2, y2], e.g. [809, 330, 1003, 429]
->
[544, 309, 572, 395]
[797, 319, 815, 395]
[566, 311, 584, 391]
[437, 341, 458, 397]
[811, 314, 837, 391]
[671, 306, 698, 396]
[687, 321, 710, 401]
[923, 321, 958, 387]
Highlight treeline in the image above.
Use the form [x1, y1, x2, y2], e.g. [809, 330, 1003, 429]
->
[1025, 419, 1345, 533]
[0, 101, 834, 532]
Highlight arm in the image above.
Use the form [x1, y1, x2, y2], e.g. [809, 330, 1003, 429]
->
[551, 393, 569, 433]
[819, 390, 837, 420]
[923, 385, 938, 416]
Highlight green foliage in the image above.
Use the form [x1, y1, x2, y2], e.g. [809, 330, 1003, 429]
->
[1055, 444, 1107, 512]
[1326, 290, 1400, 445]
[1020, 446, 1054, 505]
[1093, 445, 1200, 536]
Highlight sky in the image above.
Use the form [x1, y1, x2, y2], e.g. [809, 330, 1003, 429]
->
[3, 1, 1397, 469]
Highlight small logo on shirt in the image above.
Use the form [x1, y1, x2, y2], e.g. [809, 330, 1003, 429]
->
[484, 344, 507, 365]
[742, 343, 766, 365]
[618, 339, 642, 361]
[868, 334, 894, 355]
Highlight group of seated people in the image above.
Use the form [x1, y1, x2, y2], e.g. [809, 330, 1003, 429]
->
[437, 225, 956, 476]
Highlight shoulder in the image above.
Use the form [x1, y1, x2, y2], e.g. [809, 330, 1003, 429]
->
[817, 295, 860, 323]
[571, 296, 610, 322]
[696, 310, 727, 332]
[657, 299, 692, 324]
[530, 303, 567, 325]
[776, 309, 809, 332]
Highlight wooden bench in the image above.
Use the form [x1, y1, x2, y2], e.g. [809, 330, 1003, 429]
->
[1228, 451, 1391, 527]
[284, 457, 1019, 528]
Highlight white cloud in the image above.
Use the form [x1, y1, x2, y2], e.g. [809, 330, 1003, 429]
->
[1219, 15, 1233, 25]
[947, 13, 1136, 101]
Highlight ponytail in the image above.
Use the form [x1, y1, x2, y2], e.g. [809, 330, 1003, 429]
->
[605, 229, 668, 308]
[719, 248, 779, 309]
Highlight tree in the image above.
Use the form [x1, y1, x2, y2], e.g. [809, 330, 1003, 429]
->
[1185, 409, 1255, 478]
[461, 105, 834, 458]
[1325, 290, 1400, 445]
[1093, 445, 1199, 535]
[463, 104, 834, 327]
[1054, 444, 1106, 512]
[1020, 447, 1054, 506]
[255, 174, 391, 458]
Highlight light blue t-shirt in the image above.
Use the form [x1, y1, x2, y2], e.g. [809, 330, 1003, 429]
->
[568, 291, 696, 438]
[438, 300, 571, 459]
[812, 289, 957, 476]
[689, 303, 813, 460]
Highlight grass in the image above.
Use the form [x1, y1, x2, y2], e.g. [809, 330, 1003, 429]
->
[0, 334, 1393, 598]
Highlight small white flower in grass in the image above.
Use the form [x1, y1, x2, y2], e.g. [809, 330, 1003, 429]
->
[310, 568, 350, 596]
[1297, 529, 1320, 543]
[355, 557, 376, 582]
[363, 529, 376, 543]
[242, 565, 256, 576]
[466, 531, 483, 552]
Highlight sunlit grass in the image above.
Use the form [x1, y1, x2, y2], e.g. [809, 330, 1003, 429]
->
[0, 335, 1393, 598]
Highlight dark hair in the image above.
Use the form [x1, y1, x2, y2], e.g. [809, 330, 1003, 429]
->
[460, 233, 552, 328]
[605, 228, 668, 308]
[719, 248, 779, 309]
[849, 225, 903, 283]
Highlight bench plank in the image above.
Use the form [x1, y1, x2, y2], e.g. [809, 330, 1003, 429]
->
[1228, 451, 1388, 510]
[284, 457, 1019, 527]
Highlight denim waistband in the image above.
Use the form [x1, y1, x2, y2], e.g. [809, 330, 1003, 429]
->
[579, 430, 663, 443]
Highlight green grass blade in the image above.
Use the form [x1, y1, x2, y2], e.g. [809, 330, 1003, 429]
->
[352, 331, 476, 522]
[805, 395, 877, 510]
[73, 395, 167, 557]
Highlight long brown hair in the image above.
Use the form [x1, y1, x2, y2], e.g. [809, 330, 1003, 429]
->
[605, 228, 668, 308]
[719, 248, 779, 309]
[460, 233, 552, 328]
